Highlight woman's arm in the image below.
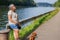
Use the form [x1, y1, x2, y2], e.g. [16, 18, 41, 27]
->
[16, 14, 21, 26]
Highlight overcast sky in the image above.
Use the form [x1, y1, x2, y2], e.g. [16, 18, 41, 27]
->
[34, 0, 58, 4]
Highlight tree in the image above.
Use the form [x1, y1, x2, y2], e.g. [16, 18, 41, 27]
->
[54, 0, 60, 7]
[0, 0, 36, 6]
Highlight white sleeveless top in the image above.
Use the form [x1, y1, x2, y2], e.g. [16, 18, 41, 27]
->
[8, 10, 18, 24]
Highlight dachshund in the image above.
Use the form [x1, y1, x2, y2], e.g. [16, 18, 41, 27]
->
[29, 32, 37, 40]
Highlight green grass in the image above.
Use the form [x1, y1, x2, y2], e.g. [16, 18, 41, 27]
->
[9, 9, 59, 40]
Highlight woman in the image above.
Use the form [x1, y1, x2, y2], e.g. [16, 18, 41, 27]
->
[8, 4, 21, 40]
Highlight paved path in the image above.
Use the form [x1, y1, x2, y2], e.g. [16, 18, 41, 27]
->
[28, 11, 60, 40]
[34, 11, 60, 40]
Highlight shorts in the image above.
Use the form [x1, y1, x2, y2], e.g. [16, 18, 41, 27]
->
[9, 24, 21, 29]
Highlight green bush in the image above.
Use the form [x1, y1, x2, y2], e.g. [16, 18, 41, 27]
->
[9, 9, 59, 40]
[54, 0, 60, 7]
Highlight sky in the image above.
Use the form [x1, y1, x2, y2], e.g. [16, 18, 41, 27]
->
[34, 0, 58, 4]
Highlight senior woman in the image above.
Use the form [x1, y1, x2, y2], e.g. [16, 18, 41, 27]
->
[8, 4, 21, 40]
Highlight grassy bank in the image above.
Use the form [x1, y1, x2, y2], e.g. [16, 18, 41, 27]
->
[9, 8, 59, 40]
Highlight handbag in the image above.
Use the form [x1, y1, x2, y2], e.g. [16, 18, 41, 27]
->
[16, 24, 21, 29]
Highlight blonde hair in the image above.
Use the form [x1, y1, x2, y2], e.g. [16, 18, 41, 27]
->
[8, 4, 15, 9]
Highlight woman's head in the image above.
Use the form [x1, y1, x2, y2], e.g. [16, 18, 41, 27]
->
[9, 4, 16, 11]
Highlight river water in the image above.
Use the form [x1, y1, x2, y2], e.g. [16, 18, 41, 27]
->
[0, 6, 55, 30]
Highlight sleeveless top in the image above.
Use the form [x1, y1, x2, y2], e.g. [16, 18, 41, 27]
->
[8, 10, 18, 24]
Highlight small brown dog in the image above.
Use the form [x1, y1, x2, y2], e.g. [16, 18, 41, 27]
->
[29, 32, 37, 40]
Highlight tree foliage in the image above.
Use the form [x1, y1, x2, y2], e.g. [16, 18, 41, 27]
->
[54, 0, 60, 7]
[0, 0, 36, 6]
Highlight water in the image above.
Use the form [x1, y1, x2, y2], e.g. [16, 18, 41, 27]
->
[0, 6, 55, 30]
[17, 7, 55, 21]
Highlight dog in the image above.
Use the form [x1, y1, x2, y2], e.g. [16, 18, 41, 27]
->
[29, 32, 37, 40]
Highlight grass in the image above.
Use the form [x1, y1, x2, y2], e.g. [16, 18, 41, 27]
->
[9, 8, 59, 40]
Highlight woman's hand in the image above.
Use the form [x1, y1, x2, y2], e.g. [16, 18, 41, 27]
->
[18, 22, 21, 26]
